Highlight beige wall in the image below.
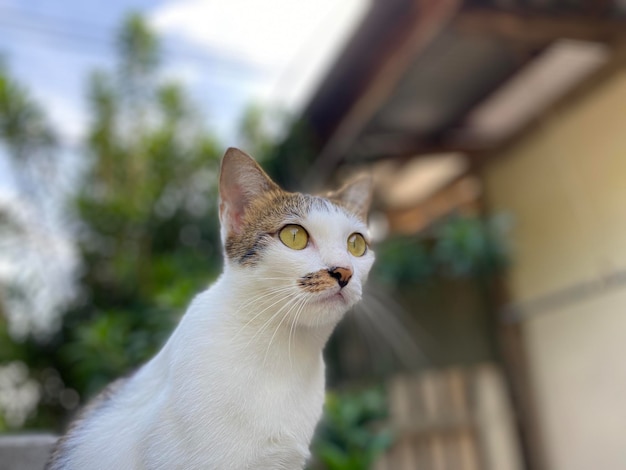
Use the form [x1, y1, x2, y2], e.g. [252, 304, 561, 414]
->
[525, 288, 626, 470]
[484, 70, 626, 470]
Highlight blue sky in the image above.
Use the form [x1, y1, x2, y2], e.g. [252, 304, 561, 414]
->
[0, 0, 368, 146]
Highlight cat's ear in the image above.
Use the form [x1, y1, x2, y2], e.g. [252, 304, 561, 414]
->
[219, 147, 279, 235]
[329, 174, 373, 221]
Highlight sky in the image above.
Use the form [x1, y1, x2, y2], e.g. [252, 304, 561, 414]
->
[0, 0, 368, 145]
[0, 0, 369, 335]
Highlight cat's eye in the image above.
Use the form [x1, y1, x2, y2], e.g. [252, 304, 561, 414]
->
[347, 233, 367, 257]
[279, 224, 309, 250]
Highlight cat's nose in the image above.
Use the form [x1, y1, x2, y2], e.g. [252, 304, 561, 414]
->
[328, 267, 353, 288]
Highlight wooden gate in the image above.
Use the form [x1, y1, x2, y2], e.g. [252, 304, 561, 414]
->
[374, 364, 523, 470]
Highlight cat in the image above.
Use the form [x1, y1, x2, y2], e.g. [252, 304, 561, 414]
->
[46, 147, 375, 470]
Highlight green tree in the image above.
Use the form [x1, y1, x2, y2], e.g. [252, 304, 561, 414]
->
[237, 103, 289, 163]
[0, 63, 62, 430]
[0, 61, 57, 192]
[56, 13, 222, 403]
[0, 14, 224, 431]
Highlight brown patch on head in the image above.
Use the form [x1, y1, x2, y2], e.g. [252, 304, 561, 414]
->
[218, 147, 370, 266]
[298, 269, 339, 293]
[219, 147, 334, 266]
[224, 191, 318, 265]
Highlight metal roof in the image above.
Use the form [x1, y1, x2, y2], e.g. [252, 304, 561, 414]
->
[298, 0, 626, 181]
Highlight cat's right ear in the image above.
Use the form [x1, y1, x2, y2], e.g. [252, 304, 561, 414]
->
[219, 147, 279, 235]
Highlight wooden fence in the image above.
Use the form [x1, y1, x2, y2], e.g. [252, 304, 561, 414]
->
[374, 364, 523, 470]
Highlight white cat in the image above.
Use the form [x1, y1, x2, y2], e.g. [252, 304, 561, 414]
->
[47, 148, 375, 470]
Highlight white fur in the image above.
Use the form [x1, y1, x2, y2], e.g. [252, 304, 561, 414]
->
[55, 204, 374, 469]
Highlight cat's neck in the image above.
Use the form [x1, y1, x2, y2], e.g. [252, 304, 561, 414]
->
[183, 266, 337, 369]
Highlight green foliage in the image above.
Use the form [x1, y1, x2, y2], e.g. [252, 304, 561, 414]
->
[373, 213, 510, 285]
[0, 63, 56, 166]
[433, 213, 511, 277]
[0, 58, 61, 431]
[117, 13, 160, 83]
[58, 14, 222, 404]
[263, 118, 318, 189]
[238, 103, 279, 161]
[372, 236, 435, 285]
[0, 14, 223, 430]
[310, 388, 392, 470]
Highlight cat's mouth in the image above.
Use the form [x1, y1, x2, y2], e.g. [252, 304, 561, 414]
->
[310, 289, 347, 305]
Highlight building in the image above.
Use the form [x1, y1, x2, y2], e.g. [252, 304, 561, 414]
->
[291, 1, 626, 469]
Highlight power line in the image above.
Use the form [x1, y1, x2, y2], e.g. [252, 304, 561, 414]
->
[0, 6, 271, 148]
[0, 15, 111, 45]
[0, 5, 112, 33]
[0, 7, 261, 74]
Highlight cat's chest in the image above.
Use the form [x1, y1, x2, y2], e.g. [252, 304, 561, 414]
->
[177, 313, 328, 433]
[158, 303, 330, 467]
[249, 364, 325, 429]
[161, 352, 326, 468]
[204, 353, 326, 433]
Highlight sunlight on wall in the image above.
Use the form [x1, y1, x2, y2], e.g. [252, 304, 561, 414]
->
[485, 69, 626, 470]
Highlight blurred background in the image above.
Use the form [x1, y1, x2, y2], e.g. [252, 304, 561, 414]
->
[1, 0, 626, 469]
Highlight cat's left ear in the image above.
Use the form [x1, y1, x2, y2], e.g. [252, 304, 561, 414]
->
[219, 147, 279, 235]
[329, 174, 373, 221]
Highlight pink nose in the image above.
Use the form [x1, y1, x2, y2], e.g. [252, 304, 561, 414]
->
[328, 267, 353, 288]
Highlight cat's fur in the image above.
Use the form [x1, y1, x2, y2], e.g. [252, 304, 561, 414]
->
[47, 148, 375, 470]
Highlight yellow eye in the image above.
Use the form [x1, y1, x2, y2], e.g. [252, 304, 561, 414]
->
[347, 233, 367, 257]
[279, 224, 309, 250]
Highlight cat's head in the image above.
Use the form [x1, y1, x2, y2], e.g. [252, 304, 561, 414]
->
[218, 148, 375, 327]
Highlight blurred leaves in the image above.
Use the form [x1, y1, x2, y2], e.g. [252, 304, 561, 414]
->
[433, 213, 511, 277]
[0, 57, 76, 343]
[60, 13, 222, 402]
[118, 13, 159, 82]
[0, 62, 57, 170]
[0, 14, 222, 430]
[374, 213, 511, 285]
[310, 387, 392, 470]
[373, 237, 434, 285]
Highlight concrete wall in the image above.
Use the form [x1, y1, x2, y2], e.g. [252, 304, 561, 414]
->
[0, 434, 56, 470]
[484, 70, 626, 470]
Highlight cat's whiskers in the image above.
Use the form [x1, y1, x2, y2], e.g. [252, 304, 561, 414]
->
[287, 299, 301, 369]
[233, 264, 314, 339]
[230, 285, 299, 341]
[262, 292, 307, 367]
[229, 269, 302, 321]
[287, 295, 311, 370]
[284, 294, 306, 368]
[234, 284, 295, 314]
[351, 288, 429, 370]
[347, 303, 380, 367]
[242, 290, 302, 353]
